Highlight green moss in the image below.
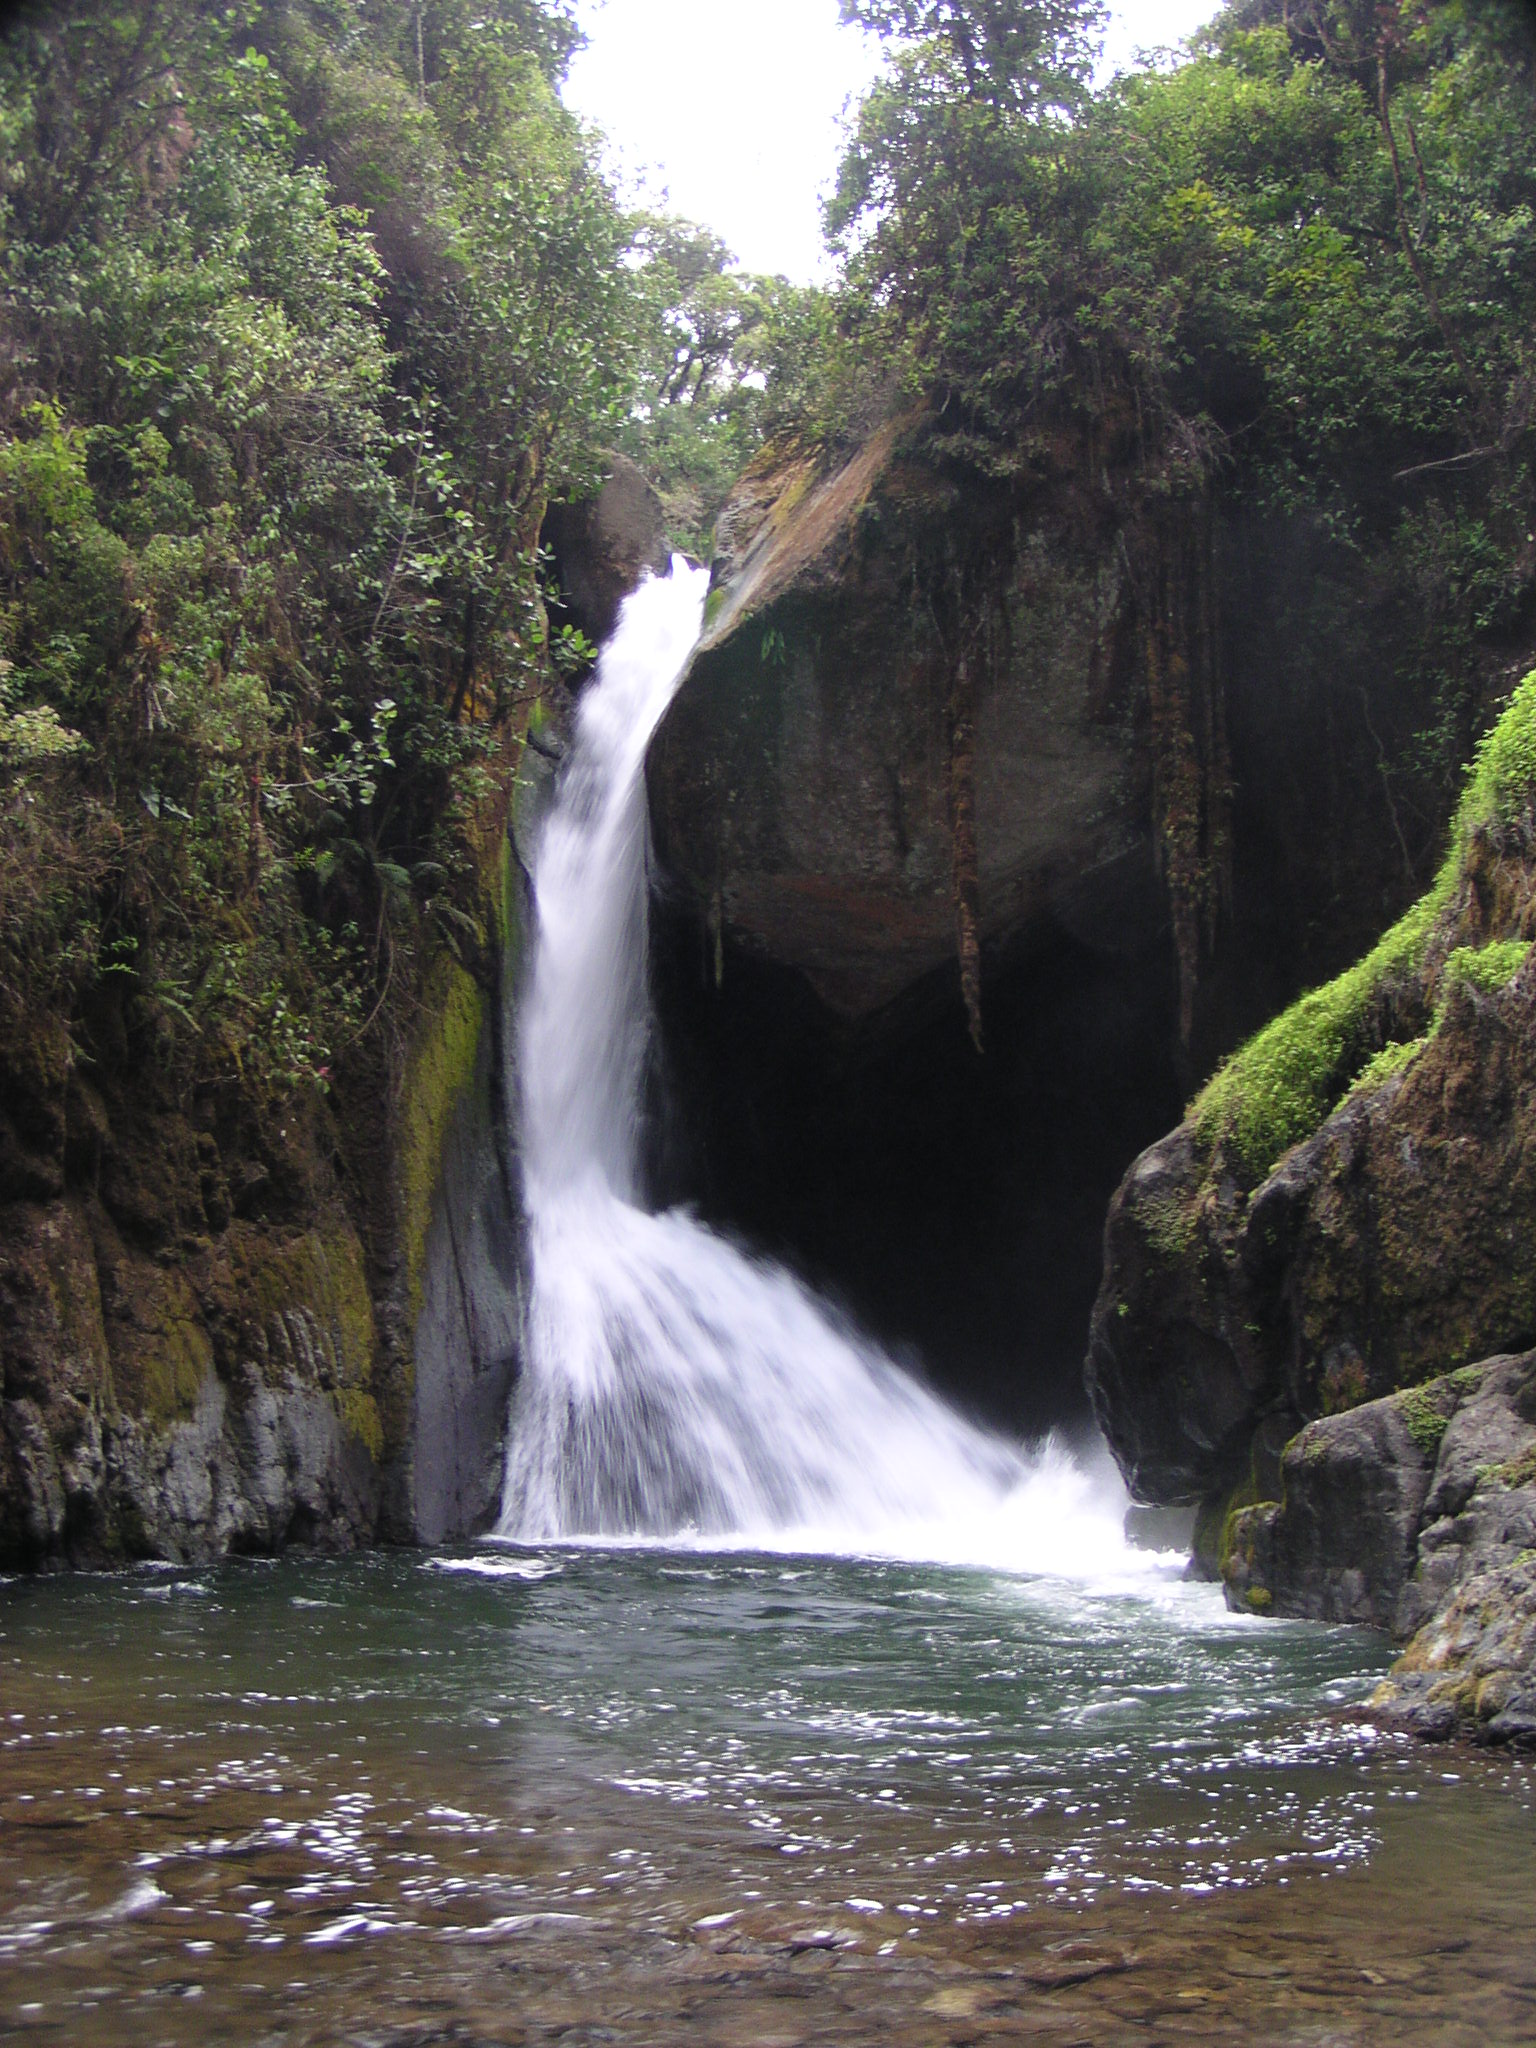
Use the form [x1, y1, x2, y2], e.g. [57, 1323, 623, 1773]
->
[1349, 1034, 1429, 1100]
[334, 1384, 385, 1461]
[1189, 670, 1536, 1183]
[1453, 670, 1536, 838]
[113, 1263, 213, 1428]
[243, 1220, 385, 1466]
[231, 1224, 381, 1464]
[1245, 1587, 1273, 1614]
[1492, 1445, 1536, 1491]
[1397, 1381, 1454, 1459]
[149, 1305, 212, 1424]
[1436, 939, 1531, 1012]
[1191, 884, 1444, 1180]
[399, 949, 486, 1325]
[1140, 1190, 1198, 1261]
[237, 1226, 375, 1375]
[492, 826, 517, 962]
[1196, 1436, 1280, 1580]
[703, 583, 727, 630]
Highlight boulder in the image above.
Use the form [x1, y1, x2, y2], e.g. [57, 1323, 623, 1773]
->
[1088, 677, 1536, 1514]
[1091, 963, 1536, 1506]
[647, 417, 1172, 1024]
[1221, 1354, 1536, 1745]
[542, 454, 669, 647]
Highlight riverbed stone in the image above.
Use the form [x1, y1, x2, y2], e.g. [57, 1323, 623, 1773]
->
[1222, 1392, 1440, 1627]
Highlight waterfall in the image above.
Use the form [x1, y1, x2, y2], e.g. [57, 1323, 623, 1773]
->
[497, 561, 1145, 1575]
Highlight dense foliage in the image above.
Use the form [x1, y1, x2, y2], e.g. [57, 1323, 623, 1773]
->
[824, 0, 1535, 467]
[800, 0, 1536, 862]
[0, 0, 768, 1112]
[2, 0, 1532, 1153]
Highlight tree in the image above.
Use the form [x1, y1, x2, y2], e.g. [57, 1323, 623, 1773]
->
[827, 0, 1107, 432]
[0, 0, 666, 1096]
[839, 0, 1103, 113]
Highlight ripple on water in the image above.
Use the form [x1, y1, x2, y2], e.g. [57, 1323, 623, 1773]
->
[0, 1550, 1532, 2046]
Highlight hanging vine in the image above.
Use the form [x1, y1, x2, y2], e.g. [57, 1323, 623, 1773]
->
[1143, 499, 1233, 1056]
[921, 531, 1010, 1056]
[948, 612, 984, 1053]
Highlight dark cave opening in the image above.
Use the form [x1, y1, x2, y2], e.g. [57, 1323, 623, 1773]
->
[646, 896, 1187, 1440]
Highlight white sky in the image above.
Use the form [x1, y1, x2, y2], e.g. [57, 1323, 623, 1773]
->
[564, 0, 1222, 283]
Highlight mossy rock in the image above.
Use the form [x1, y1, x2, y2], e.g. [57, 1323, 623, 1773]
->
[102, 1255, 214, 1428]
[399, 949, 489, 1327]
[1436, 938, 1531, 1011]
[1190, 882, 1443, 1181]
[1190, 671, 1536, 1185]
[227, 1221, 382, 1459]
[1394, 1379, 1459, 1460]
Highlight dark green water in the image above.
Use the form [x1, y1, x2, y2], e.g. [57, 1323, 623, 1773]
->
[1, 1547, 1533, 2044]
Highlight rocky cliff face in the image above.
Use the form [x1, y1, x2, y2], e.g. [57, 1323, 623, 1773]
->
[643, 411, 1454, 1427]
[1090, 672, 1536, 1742]
[0, 465, 665, 1572]
[542, 455, 670, 649]
[0, 765, 523, 1569]
[648, 416, 1173, 1029]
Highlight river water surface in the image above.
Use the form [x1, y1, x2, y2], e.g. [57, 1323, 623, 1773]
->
[3, 1545, 1534, 2045]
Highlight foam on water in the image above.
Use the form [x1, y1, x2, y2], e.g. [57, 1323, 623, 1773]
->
[497, 561, 1169, 1585]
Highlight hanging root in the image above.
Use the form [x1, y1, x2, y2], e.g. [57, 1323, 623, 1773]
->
[1146, 503, 1233, 1057]
[948, 636, 984, 1054]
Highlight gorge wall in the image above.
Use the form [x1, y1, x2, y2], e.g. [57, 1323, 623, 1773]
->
[0, 466, 662, 1572]
[644, 410, 1469, 1431]
[0, 760, 524, 1568]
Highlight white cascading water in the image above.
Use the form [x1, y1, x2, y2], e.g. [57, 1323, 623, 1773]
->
[497, 560, 1155, 1578]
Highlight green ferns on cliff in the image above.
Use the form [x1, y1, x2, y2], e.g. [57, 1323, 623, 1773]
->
[1194, 671, 1536, 1181]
